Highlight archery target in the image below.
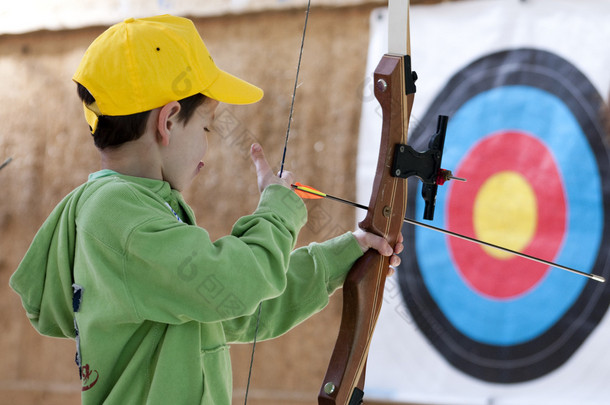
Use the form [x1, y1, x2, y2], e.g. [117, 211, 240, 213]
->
[399, 48, 610, 383]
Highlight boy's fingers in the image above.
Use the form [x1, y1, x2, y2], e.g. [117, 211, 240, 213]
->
[250, 143, 276, 187]
[250, 143, 270, 175]
[365, 233, 401, 270]
[352, 229, 403, 273]
[250, 143, 293, 191]
[353, 229, 403, 256]
[394, 240, 404, 255]
[368, 233, 393, 256]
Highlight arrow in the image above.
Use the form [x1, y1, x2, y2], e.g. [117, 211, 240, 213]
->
[292, 183, 605, 283]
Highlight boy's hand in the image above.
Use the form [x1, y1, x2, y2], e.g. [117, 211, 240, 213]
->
[250, 143, 293, 192]
[352, 229, 404, 273]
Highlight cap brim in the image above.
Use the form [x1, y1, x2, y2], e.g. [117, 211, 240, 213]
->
[202, 70, 263, 105]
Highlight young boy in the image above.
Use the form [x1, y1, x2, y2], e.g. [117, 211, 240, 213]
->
[10, 15, 401, 404]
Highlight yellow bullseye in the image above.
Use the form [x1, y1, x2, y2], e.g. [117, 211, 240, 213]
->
[473, 171, 538, 259]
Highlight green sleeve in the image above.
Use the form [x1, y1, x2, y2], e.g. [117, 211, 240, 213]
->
[223, 231, 364, 343]
[120, 184, 308, 324]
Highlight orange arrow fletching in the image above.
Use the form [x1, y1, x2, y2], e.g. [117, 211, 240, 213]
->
[293, 182, 326, 199]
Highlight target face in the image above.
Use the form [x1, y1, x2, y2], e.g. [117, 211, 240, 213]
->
[399, 48, 610, 382]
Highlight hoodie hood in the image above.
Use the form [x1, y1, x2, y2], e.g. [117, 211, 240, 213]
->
[10, 185, 89, 339]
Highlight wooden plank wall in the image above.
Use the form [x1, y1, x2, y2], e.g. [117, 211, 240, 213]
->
[0, 2, 453, 403]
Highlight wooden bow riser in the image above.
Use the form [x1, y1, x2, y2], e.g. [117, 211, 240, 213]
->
[318, 54, 412, 405]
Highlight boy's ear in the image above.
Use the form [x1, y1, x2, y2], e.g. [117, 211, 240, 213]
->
[156, 101, 182, 146]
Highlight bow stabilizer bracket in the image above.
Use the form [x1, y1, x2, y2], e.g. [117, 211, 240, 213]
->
[391, 114, 450, 220]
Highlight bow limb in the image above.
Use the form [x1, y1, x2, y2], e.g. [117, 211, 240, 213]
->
[318, 1, 415, 404]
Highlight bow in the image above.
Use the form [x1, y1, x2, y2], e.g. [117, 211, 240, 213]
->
[318, 1, 415, 403]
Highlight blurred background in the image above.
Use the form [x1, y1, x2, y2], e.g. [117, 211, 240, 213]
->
[2, 0, 610, 404]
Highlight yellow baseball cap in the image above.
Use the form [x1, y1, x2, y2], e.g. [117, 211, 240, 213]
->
[73, 15, 263, 131]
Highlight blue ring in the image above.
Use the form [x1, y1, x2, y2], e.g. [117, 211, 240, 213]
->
[414, 86, 603, 345]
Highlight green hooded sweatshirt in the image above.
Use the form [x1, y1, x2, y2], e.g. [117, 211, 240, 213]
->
[10, 170, 364, 404]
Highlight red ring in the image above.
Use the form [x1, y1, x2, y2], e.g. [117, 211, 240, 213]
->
[447, 131, 567, 299]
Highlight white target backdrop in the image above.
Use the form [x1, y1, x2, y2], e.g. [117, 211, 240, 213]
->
[357, 1, 610, 404]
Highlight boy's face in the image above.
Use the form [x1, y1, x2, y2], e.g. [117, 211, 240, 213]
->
[162, 98, 219, 191]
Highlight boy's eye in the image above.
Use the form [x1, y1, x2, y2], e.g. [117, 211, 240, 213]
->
[203, 127, 210, 133]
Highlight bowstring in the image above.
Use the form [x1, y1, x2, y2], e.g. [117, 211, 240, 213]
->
[243, 302, 262, 405]
[244, 2, 312, 404]
[278, 0, 312, 178]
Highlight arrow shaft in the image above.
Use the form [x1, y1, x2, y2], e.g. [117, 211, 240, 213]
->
[294, 185, 605, 283]
[401, 216, 604, 283]
[325, 193, 369, 211]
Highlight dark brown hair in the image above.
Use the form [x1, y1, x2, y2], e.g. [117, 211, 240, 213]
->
[77, 83, 207, 149]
